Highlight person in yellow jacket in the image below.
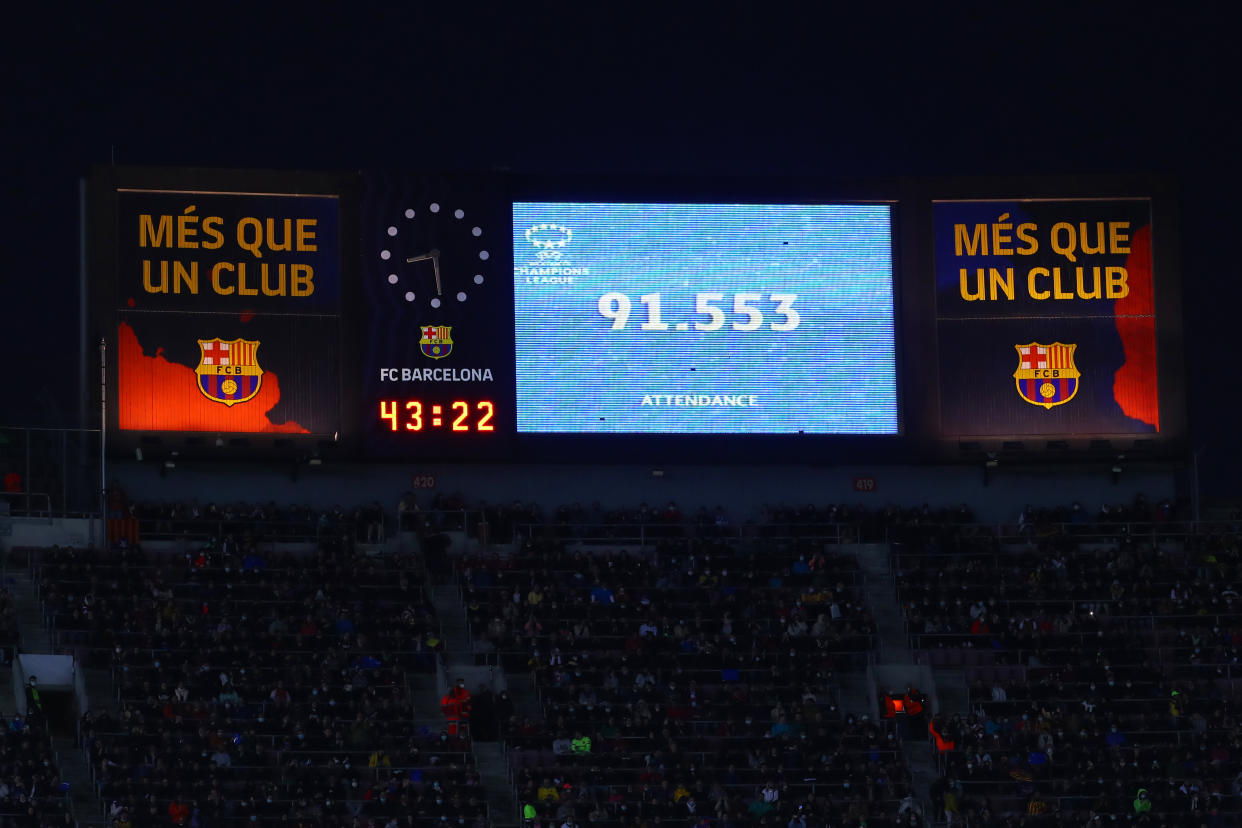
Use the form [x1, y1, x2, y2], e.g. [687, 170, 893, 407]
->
[536, 779, 559, 802]
[1133, 788, 1152, 814]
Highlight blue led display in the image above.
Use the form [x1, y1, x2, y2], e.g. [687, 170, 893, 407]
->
[513, 202, 898, 434]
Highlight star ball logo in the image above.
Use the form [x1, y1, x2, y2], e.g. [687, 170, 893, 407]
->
[526, 223, 572, 261]
[515, 223, 590, 279]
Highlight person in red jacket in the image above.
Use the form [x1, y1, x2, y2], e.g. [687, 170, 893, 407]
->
[903, 686, 926, 717]
[441, 678, 473, 736]
[168, 799, 190, 826]
[929, 716, 956, 752]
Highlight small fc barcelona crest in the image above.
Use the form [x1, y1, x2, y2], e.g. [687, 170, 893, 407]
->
[196, 338, 263, 406]
[1013, 342, 1080, 409]
[420, 325, 453, 360]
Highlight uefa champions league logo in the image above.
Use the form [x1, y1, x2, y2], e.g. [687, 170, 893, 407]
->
[516, 221, 589, 279]
[525, 223, 573, 262]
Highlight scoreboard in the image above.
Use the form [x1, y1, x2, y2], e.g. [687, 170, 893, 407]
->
[91, 169, 1186, 462]
[933, 199, 1161, 437]
[510, 202, 897, 435]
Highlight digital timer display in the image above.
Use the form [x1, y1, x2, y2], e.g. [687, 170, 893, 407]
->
[378, 400, 496, 432]
[511, 202, 899, 434]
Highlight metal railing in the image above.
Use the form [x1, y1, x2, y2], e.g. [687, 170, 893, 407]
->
[0, 489, 54, 517]
[891, 518, 1241, 545]
[512, 520, 855, 545]
[0, 425, 102, 517]
[487, 517, 1242, 552]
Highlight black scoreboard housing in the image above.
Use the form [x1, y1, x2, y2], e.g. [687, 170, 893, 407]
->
[86, 168, 1186, 467]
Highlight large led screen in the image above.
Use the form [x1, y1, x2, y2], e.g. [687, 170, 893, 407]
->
[113, 189, 342, 434]
[934, 199, 1159, 436]
[512, 202, 898, 434]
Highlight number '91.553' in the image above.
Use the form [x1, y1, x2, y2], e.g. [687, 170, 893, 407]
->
[597, 292, 799, 332]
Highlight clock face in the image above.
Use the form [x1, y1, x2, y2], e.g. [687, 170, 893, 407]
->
[378, 201, 492, 310]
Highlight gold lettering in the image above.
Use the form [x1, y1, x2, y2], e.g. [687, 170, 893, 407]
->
[1052, 267, 1074, 300]
[1078, 221, 1105, 256]
[176, 207, 199, 249]
[1075, 266, 1101, 300]
[202, 216, 224, 249]
[261, 262, 286, 296]
[139, 214, 173, 248]
[295, 219, 318, 252]
[172, 260, 198, 294]
[236, 218, 263, 258]
[142, 260, 168, 293]
[1108, 222, 1131, 254]
[1016, 223, 1038, 254]
[1027, 267, 1051, 300]
[989, 267, 1015, 300]
[290, 264, 314, 297]
[991, 214, 1013, 256]
[1050, 222, 1078, 262]
[237, 263, 259, 296]
[265, 218, 292, 252]
[959, 268, 985, 301]
[211, 262, 235, 295]
[954, 224, 987, 257]
[1105, 266, 1130, 299]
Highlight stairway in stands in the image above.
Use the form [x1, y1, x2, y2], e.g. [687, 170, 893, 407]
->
[427, 582, 520, 827]
[54, 736, 104, 822]
[473, 742, 519, 827]
[5, 564, 102, 825]
[8, 565, 53, 652]
[853, 542, 944, 819]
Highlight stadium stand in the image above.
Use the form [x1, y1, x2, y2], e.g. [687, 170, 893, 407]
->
[459, 527, 916, 826]
[891, 499, 1242, 824]
[9, 492, 1242, 827]
[0, 698, 73, 827]
[21, 502, 495, 828]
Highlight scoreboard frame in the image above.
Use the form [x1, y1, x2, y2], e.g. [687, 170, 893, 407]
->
[88, 168, 1186, 466]
[903, 174, 1186, 461]
[88, 165, 363, 462]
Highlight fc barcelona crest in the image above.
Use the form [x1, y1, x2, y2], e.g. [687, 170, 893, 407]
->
[1014, 342, 1079, 409]
[195, 338, 263, 406]
[420, 325, 453, 360]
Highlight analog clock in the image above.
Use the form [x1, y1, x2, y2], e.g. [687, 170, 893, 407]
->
[378, 201, 491, 310]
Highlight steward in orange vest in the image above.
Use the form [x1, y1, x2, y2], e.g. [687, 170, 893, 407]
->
[441, 679, 473, 735]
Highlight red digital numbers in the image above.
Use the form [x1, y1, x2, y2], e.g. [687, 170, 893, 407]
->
[379, 400, 495, 433]
[853, 476, 877, 493]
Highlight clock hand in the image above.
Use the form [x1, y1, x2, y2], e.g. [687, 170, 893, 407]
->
[405, 248, 443, 296]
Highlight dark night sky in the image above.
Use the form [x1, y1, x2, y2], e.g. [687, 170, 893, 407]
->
[5, 7, 1238, 490]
